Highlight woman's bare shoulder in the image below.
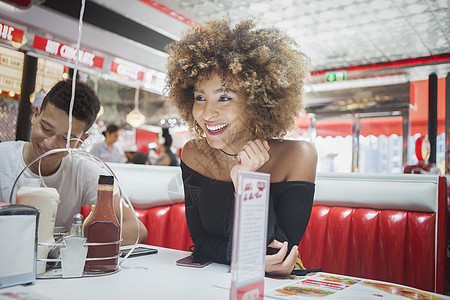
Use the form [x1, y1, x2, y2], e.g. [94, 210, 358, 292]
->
[181, 139, 220, 176]
[267, 139, 317, 182]
[181, 139, 203, 165]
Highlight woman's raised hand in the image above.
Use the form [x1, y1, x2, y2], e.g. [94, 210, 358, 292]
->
[230, 140, 270, 187]
[265, 239, 298, 276]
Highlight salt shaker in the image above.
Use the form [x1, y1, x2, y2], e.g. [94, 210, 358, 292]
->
[70, 213, 84, 237]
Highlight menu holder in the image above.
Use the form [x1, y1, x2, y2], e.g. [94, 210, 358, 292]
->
[230, 171, 270, 300]
[0, 204, 39, 289]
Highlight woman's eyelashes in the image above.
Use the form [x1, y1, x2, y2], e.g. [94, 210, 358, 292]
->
[218, 95, 233, 102]
[194, 95, 233, 102]
[194, 95, 206, 101]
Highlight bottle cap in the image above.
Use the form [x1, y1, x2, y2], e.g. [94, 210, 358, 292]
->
[98, 175, 114, 185]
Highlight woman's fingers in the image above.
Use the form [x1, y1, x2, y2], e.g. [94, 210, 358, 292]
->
[267, 241, 288, 264]
[253, 140, 270, 161]
[268, 239, 283, 249]
[283, 245, 298, 270]
[262, 140, 270, 152]
[230, 140, 270, 186]
[246, 140, 268, 157]
[265, 243, 298, 276]
[238, 140, 270, 171]
[237, 148, 250, 163]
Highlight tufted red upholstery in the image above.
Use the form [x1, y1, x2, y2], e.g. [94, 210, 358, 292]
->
[299, 206, 442, 293]
[303, 174, 448, 295]
[376, 210, 407, 285]
[135, 204, 193, 251]
[348, 208, 378, 280]
[166, 203, 193, 251]
[142, 206, 170, 247]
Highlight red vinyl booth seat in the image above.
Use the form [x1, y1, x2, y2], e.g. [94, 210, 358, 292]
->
[83, 165, 448, 295]
[300, 173, 448, 295]
[299, 207, 436, 291]
[135, 204, 193, 251]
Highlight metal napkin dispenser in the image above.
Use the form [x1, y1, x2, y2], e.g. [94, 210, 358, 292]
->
[0, 204, 39, 289]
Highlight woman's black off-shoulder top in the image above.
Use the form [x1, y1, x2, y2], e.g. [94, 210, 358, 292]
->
[181, 160, 315, 264]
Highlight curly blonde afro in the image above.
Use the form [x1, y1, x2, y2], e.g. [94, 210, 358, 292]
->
[165, 18, 309, 140]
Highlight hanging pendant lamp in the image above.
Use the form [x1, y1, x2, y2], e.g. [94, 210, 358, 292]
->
[126, 87, 145, 128]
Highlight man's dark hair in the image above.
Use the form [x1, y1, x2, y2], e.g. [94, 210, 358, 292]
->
[41, 80, 100, 131]
[106, 124, 119, 134]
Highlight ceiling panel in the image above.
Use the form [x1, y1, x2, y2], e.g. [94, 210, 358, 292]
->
[148, 0, 449, 72]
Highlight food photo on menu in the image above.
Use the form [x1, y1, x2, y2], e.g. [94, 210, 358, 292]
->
[264, 273, 447, 299]
[265, 273, 360, 298]
[361, 282, 446, 300]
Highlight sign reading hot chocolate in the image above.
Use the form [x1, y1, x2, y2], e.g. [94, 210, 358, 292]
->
[32, 35, 104, 69]
[0, 22, 24, 43]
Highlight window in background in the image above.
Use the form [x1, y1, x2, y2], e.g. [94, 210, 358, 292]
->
[315, 135, 352, 173]
[358, 116, 404, 174]
[314, 118, 353, 173]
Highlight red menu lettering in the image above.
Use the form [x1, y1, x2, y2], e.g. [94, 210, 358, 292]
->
[32, 35, 104, 69]
[0, 22, 24, 43]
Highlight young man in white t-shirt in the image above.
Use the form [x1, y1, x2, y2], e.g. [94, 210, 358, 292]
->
[0, 79, 147, 245]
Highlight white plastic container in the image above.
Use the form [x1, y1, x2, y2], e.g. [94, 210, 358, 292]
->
[16, 178, 60, 274]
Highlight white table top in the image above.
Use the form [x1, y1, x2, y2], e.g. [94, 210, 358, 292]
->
[1, 245, 448, 300]
[1, 245, 231, 300]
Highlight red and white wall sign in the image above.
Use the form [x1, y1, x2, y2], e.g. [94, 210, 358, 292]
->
[0, 22, 24, 44]
[110, 58, 145, 81]
[32, 35, 104, 69]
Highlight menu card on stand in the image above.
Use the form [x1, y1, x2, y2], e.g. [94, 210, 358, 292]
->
[230, 171, 270, 300]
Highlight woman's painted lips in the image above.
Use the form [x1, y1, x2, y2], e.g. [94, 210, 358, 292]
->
[205, 123, 228, 136]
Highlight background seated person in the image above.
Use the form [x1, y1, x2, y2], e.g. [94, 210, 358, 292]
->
[166, 18, 317, 276]
[90, 124, 125, 163]
[0, 79, 147, 245]
[123, 143, 149, 165]
[155, 128, 179, 166]
[130, 152, 150, 165]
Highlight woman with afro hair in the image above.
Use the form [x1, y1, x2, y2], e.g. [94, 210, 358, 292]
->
[166, 18, 317, 276]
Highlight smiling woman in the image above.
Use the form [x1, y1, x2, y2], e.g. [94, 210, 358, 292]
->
[192, 75, 249, 154]
[166, 18, 317, 276]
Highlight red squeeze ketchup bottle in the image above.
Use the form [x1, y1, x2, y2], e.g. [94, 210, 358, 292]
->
[84, 175, 121, 271]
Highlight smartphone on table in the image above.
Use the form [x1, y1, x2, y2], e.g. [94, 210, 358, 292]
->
[176, 254, 212, 268]
[119, 246, 158, 258]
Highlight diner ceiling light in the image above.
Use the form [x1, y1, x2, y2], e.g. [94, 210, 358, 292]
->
[126, 88, 145, 128]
